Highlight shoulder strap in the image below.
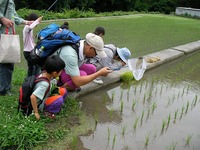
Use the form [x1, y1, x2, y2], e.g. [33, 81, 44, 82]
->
[4, 0, 9, 16]
[35, 77, 51, 98]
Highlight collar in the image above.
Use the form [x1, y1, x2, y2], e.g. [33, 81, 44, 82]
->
[79, 40, 85, 61]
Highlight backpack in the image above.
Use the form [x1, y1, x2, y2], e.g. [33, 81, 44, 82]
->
[18, 75, 50, 116]
[30, 23, 81, 67]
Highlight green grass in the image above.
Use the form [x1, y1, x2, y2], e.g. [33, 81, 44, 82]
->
[1, 14, 200, 149]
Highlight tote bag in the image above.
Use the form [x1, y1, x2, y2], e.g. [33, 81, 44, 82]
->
[0, 27, 20, 63]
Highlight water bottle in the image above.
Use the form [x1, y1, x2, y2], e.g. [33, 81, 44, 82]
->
[35, 46, 44, 56]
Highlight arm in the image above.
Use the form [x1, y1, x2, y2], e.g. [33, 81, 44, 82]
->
[30, 94, 40, 120]
[71, 67, 112, 87]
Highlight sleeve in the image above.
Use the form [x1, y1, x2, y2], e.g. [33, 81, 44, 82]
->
[33, 81, 50, 100]
[13, 9, 24, 25]
[0, 0, 5, 18]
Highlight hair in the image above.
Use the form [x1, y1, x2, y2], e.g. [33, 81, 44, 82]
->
[26, 13, 39, 21]
[93, 26, 105, 36]
[60, 22, 69, 29]
[42, 55, 65, 73]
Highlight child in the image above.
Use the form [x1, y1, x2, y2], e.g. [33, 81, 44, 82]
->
[93, 26, 105, 37]
[85, 44, 131, 84]
[30, 55, 67, 120]
[23, 13, 43, 77]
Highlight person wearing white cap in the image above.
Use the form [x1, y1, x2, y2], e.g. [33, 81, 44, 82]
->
[85, 44, 131, 84]
[53, 33, 112, 91]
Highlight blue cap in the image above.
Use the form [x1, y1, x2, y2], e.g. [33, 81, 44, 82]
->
[116, 47, 131, 64]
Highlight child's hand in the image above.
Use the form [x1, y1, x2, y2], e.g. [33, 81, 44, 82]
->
[34, 112, 40, 120]
[38, 16, 43, 22]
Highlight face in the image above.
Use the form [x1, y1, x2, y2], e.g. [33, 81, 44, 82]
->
[52, 70, 63, 78]
[84, 42, 97, 57]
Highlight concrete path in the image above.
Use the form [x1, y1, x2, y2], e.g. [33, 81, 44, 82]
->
[69, 40, 200, 98]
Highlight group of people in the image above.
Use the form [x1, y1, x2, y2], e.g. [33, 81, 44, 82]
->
[0, 0, 131, 119]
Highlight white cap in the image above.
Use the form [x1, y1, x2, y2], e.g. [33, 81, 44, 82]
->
[86, 33, 107, 58]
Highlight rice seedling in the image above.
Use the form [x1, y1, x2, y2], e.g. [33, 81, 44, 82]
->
[185, 101, 189, 114]
[151, 102, 157, 114]
[132, 100, 137, 110]
[133, 117, 139, 131]
[144, 133, 150, 148]
[182, 88, 185, 97]
[111, 90, 115, 102]
[160, 84, 163, 94]
[109, 108, 114, 119]
[120, 89, 123, 101]
[168, 142, 177, 150]
[173, 110, 178, 123]
[167, 113, 171, 128]
[186, 85, 190, 94]
[161, 119, 166, 133]
[120, 100, 124, 114]
[140, 110, 145, 125]
[146, 107, 151, 120]
[121, 125, 127, 137]
[107, 127, 111, 143]
[185, 134, 192, 147]
[192, 95, 198, 108]
[112, 133, 117, 150]
[139, 83, 143, 93]
[180, 105, 185, 119]
[143, 93, 146, 104]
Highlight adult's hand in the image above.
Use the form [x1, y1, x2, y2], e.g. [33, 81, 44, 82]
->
[98, 67, 113, 76]
[0, 17, 13, 28]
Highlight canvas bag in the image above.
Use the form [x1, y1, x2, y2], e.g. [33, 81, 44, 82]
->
[0, 27, 20, 63]
[128, 57, 147, 81]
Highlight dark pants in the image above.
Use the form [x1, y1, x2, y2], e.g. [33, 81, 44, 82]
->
[0, 63, 14, 94]
[23, 51, 41, 77]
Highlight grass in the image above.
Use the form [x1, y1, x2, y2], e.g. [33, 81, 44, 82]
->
[1, 14, 200, 149]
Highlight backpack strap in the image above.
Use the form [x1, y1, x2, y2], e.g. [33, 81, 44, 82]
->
[35, 76, 51, 99]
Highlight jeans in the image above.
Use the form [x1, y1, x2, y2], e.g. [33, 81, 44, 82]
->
[23, 51, 41, 77]
[0, 63, 14, 94]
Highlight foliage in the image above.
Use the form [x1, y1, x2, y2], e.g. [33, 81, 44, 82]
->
[15, 0, 200, 15]
[0, 66, 83, 149]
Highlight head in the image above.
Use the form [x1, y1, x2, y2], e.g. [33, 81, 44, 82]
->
[93, 26, 105, 37]
[26, 13, 39, 21]
[114, 47, 131, 65]
[42, 55, 65, 77]
[60, 22, 69, 29]
[84, 33, 106, 58]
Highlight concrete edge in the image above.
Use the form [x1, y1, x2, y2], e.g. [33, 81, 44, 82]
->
[69, 40, 200, 98]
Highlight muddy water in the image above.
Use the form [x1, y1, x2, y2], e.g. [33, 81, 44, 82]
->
[77, 51, 200, 150]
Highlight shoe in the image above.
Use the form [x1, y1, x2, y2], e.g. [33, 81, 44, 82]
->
[43, 111, 56, 119]
[93, 78, 104, 84]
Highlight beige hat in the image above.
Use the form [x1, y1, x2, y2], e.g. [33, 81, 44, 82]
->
[85, 33, 107, 58]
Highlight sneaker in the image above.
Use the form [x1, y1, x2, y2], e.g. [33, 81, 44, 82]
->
[93, 78, 104, 84]
[43, 111, 56, 119]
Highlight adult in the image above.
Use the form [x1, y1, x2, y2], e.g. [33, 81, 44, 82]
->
[0, 0, 32, 96]
[93, 26, 105, 37]
[55, 33, 112, 91]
